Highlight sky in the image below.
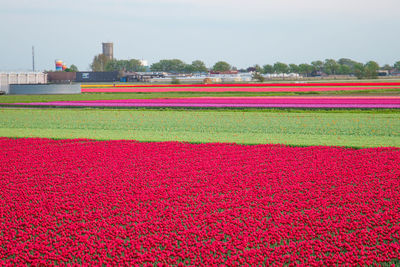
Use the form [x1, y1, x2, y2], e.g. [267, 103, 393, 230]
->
[0, 0, 399, 71]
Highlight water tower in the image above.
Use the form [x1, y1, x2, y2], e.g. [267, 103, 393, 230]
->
[55, 60, 63, 71]
[102, 42, 113, 60]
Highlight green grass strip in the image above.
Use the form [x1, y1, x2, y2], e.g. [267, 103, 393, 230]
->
[1, 108, 399, 147]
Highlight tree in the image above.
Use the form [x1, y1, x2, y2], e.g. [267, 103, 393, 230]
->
[90, 54, 110, 71]
[338, 64, 351, 75]
[323, 59, 340, 75]
[212, 61, 231, 72]
[354, 63, 365, 79]
[252, 72, 264, 82]
[394, 61, 400, 71]
[273, 62, 289, 74]
[247, 65, 262, 73]
[127, 59, 147, 72]
[65, 64, 78, 72]
[184, 64, 195, 73]
[311, 60, 324, 72]
[254, 64, 262, 73]
[105, 59, 146, 72]
[190, 60, 208, 73]
[150, 59, 187, 73]
[262, 64, 274, 74]
[364, 61, 379, 78]
[338, 58, 358, 68]
[382, 64, 393, 71]
[289, 64, 299, 73]
[298, 64, 313, 77]
[337, 58, 360, 75]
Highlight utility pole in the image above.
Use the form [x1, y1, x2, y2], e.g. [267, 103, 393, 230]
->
[32, 46, 35, 72]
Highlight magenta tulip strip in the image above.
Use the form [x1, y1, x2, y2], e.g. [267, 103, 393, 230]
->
[1, 137, 399, 265]
[8, 97, 400, 108]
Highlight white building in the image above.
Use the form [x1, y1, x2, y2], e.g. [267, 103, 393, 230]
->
[139, 60, 149, 67]
[0, 72, 47, 94]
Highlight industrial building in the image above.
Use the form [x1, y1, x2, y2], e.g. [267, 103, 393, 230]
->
[0, 72, 47, 94]
[47, 72, 76, 83]
[0, 72, 81, 95]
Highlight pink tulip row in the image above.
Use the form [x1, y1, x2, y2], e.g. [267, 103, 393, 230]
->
[104, 82, 400, 87]
[8, 97, 400, 108]
[1, 137, 399, 265]
[81, 86, 400, 93]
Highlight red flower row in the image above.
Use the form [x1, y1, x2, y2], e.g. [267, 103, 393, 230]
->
[0, 138, 399, 265]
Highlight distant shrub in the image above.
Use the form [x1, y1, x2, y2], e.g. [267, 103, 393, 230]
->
[252, 72, 265, 82]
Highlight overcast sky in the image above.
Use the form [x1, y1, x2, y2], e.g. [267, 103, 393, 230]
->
[1, 0, 399, 71]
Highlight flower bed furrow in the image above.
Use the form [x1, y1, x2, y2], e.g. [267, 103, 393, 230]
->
[0, 137, 399, 265]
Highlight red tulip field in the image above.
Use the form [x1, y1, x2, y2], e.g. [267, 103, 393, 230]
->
[1, 138, 399, 265]
[81, 82, 400, 93]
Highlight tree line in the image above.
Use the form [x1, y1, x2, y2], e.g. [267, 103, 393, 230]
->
[90, 55, 147, 72]
[90, 54, 400, 79]
[256, 59, 400, 79]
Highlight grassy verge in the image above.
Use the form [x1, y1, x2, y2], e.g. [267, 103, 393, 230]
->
[1, 108, 399, 147]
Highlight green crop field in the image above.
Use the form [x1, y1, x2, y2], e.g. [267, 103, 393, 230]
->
[1, 108, 399, 147]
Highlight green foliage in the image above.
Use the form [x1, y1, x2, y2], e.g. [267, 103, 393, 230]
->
[252, 72, 265, 82]
[0, 109, 399, 147]
[101, 56, 400, 77]
[338, 58, 358, 68]
[364, 61, 380, 79]
[65, 64, 78, 72]
[298, 64, 313, 77]
[339, 65, 351, 75]
[254, 64, 263, 73]
[394, 61, 400, 71]
[353, 61, 379, 79]
[90, 54, 110, 71]
[354, 63, 365, 79]
[105, 59, 146, 72]
[190, 60, 208, 73]
[323, 59, 340, 75]
[273, 62, 289, 74]
[150, 59, 208, 73]
[262, 64, 274, 74]
[311, 61, 324, 72]
[212, 61, 231, 72]
[259, 58, 390, 76]
[288, 64, 299, 73]
[150, 59, 187, 73]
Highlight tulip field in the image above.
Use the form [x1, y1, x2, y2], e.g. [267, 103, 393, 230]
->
[1, 138, 399, 265]
[7, 96, 400, 108]
[81, 81, 400, 93]
[1, 81, 400, 265]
